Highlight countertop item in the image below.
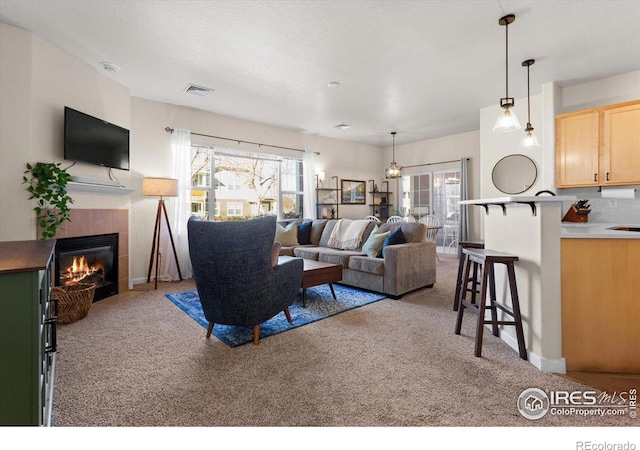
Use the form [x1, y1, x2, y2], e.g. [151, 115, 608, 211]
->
[561, 223, 640, 239]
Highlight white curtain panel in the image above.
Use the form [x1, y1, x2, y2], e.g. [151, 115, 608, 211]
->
[303, 148, 316, 219]
[168, 128, 193, 280]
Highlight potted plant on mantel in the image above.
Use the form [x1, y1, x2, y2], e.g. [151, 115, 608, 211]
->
[23, 162, 74, 239]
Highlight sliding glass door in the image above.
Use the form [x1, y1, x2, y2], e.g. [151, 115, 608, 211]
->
[400, 167, 461, 253]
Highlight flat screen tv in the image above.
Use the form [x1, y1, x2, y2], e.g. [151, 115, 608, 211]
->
[64, 107, 130, 171]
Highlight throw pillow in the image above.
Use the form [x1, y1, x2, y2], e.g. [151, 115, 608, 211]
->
[380, 228, 407, 258]
[297, 221, 312, 245]
[361, 227, 390, 258]
[275, 222, 298, 247]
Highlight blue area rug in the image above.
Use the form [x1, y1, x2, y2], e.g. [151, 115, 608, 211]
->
[165, 284, 386, 347]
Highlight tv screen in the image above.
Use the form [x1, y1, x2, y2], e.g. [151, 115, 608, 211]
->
[64, 107, 130, 171]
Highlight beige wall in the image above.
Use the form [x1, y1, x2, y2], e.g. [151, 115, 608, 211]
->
[0, 23, 132, 243]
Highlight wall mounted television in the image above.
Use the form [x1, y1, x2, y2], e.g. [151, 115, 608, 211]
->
[64, 107, 130, 171]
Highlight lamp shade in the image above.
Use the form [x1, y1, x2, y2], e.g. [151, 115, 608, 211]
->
[143, 177, 178, 197]
[520, 128, 540, 148]
[493, 107, 521, 132]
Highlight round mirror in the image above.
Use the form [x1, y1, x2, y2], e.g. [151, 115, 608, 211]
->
[492, 154, 537, 195]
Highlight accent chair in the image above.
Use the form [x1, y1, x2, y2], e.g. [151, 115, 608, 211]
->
[187, 215, 303, 345]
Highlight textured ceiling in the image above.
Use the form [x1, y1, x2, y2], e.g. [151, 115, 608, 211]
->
[1, 0, 639, 147]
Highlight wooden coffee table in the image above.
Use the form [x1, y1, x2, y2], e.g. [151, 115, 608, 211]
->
[278, 256, 342, 307]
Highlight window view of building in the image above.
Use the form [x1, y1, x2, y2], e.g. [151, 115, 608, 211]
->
[190, 145, 304, 221]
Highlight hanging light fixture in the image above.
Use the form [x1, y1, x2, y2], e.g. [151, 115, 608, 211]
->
[520, 59, 540, 148]
[493, 14, 521, 133]
[386, 131, 402, 179]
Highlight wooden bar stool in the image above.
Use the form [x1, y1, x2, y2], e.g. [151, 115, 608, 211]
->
[454, 248, 527, 360]
[453, 240, 484, 311]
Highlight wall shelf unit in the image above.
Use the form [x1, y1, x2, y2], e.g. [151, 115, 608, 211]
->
[368, 180, 393, 221]
[316, 175, 339, 219]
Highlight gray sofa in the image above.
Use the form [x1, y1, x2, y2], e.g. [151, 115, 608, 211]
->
[276, 219, 436, 298]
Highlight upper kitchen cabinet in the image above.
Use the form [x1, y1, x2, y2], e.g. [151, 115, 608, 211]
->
[556, 100, 640, 188]
[602, 102, 640, 185]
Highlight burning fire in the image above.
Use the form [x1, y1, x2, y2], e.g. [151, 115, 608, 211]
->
[61, 255, 104, 286]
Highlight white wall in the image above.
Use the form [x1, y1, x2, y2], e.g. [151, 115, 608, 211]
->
[0, 23, 132, 243]
[386, 131, 482, 240]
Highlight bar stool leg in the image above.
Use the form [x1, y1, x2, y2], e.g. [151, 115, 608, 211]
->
[453, 250, 465, 311]
[454, 256, 473, 334]
[470, 261, 479, 305]
[474, 261, 490, 357]
[506, 263, 528, 360]
[488, 264, 499, 337]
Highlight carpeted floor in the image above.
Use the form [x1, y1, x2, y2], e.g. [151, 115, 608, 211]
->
[52, 255, 636, 427]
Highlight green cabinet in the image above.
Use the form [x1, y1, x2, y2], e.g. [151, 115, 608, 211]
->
[0, 240, 56, 426]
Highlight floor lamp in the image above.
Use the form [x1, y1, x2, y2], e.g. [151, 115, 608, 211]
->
[143, 177, 183, 289]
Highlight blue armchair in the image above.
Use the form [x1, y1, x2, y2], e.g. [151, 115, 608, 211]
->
[187, 215, 303, 345]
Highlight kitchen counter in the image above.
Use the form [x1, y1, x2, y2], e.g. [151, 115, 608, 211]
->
[561, 223, 640, 238]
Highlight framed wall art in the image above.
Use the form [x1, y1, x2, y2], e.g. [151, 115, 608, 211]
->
[341, 179, 366, 205]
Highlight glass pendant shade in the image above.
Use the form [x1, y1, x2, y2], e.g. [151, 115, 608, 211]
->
[387, 162, 402, 179]
[386, 131, 402, 179]
[493, 107, 521, 132]
[520, 59, 539, 148]
[520, 126, 540, 148]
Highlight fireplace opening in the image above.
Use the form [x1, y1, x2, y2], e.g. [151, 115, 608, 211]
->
[55, 233, 118, 301]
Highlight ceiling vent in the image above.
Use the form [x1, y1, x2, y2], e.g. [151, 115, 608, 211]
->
[184, 84, 214, 97]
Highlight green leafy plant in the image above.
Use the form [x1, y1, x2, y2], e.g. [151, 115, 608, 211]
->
[23, 162, 74, 239]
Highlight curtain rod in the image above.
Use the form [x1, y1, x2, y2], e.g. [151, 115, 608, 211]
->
[402, 157, 469, 169]
[164, 127, 319, 155]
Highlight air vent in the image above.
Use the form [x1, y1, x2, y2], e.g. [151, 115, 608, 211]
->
[184, 84, 214, 97]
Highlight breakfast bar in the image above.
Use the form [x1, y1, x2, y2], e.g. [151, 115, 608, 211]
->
[459, 195, 575, 373]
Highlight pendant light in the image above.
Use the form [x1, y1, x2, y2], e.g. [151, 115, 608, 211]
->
[520, 59, 540, 148]
[493, 14, 521, 133]
[386, 131, 402, 179]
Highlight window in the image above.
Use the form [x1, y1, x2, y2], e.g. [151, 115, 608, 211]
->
[227, 202, 243, 216]
[190, 145, 304, 221]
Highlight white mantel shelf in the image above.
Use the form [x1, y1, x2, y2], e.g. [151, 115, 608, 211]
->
[459, 196, 576, 216]
[66, 181, 135, 195]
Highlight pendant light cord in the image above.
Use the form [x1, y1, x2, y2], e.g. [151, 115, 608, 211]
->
[505, 20, 509, 99]
[526, 63, 531, 124]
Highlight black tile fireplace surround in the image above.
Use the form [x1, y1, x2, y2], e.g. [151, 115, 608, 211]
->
[55, 233, 119, 301]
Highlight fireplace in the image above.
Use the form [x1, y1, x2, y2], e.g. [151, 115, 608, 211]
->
[55, 233, 119, 301]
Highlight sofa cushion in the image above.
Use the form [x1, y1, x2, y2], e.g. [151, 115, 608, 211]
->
[380, 228, 407, 258]
[318, 220, 338, 247]
[275, 222, 298, 247]
[293, 246, 322, 260]
[361, 226, 390, 258]
[348, 256, 385, 275]
[310, 219, 327, 245]
[318, 249, 365, 268]
[379, 222, 426, 243]
[297, 220, 312, 245]
[356, 222, 377, 251]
